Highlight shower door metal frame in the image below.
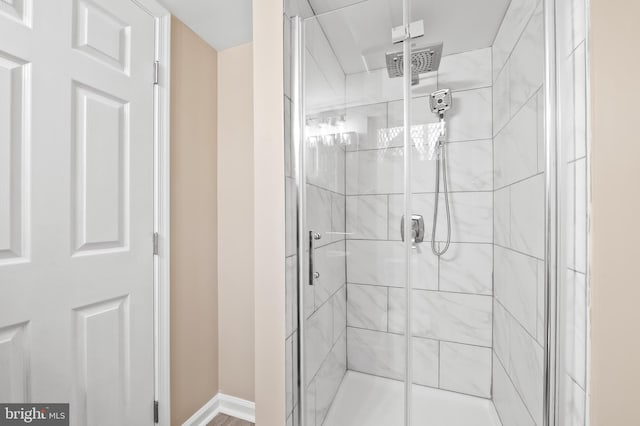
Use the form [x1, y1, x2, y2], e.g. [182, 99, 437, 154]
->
[543, 0, 561, 424]
[291, 0, 570, 424]
[291, 6, 415, 425]
[545, 0, 592, 424]
[401, 0, 414, 424]
[291, 15, 308, 426]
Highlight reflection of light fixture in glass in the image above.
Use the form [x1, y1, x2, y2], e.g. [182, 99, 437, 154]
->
[306, 115, 357, 147]
[340, 132, 357, 146]
[377, 122, 446, 160]
[322, 134, 335, 146]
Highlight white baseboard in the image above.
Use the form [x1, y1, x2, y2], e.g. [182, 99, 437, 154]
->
[182, 393, 256, 426]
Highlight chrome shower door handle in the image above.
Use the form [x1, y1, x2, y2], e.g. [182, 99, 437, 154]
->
[309, 231, 321, 285]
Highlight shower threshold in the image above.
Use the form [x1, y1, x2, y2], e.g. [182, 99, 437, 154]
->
[322, 371, 502, 426]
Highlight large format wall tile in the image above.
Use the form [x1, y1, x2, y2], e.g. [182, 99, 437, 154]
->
[388, 96, 439, 133]
[536, 259, 545, 345]
[344, 103, 388, 151]
[494, 94, 539, 189]
[347, 284, 388, 331]
[446, 139, 493, 192]
[346, 68, 437, 107]
[388, 192, 493, 244]
[304, 381, 316, 426]
[494, 187, 510, 247]
[573, 158, 587, 274]
[440, 342, 492, 398]
[333, 286, 347, 345]
[440, 243, 493, 295]
[492, 301, 510, 366]
[438, 48, 492, 92]
[306, 139, 345, 195]
[413, 337, 439, 388]
[564, 270, 586, 389]
[508, 319, 543, 426]
[446, 192, 493, 243]
[345, 147, 437, 195]
[413, 291, 492, 347]
[508, 3, 544, 115]
[347, 327, 405, 380]
[345, 68, 404, 106]
[387, 194, 436, 242]
[510, 174, 545, 259]
[493, 61, 511, 133]
[493, 0, 541, 80]
[331, 192, 346, 243]
[307, 184, 333, 235]
[314, 240, 347, 308]
[494, 246, 539, 337]
[305, 301, 334, 384]
[387, 287, 406, 335]
[494, 300, 544, 426]
[492, 353, 536, 426]
[346, 240, 438, 290]
[446, 88, 493, 142]
[314, 332, 346, 425]
[560, 373, 586, 426]
[346, 195, 389, 240]
[346, 148, 404, 195]
[340, 45, 495, 400]
[346, 240, 406, 287]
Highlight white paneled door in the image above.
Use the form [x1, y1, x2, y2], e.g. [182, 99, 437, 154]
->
[0, 0, 156, 424]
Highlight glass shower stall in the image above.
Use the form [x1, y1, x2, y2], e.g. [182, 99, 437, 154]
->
[283, 0, 589, 425]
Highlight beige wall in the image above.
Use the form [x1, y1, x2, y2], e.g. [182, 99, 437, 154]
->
[589, 0, 640, 424]
[217, 42, 256, 402]
[253, 0, 286, 423]
[170, 17, 219, 425]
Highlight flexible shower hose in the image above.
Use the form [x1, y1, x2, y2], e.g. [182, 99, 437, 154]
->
[431, 139, 451, 257]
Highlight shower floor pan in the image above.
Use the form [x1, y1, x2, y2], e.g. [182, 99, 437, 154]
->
[323, 371, 502, 426]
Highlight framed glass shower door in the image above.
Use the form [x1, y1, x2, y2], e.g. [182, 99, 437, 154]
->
[291, 1, 414, 424]
[285, 0, 582, 425]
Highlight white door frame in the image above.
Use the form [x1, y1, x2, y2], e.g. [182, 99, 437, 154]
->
[131, 1, 172, 425]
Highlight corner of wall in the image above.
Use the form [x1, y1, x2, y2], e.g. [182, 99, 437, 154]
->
[170, 16, 220, 426]
[217, 41, 256, 404]
[253, 0, 287, 423]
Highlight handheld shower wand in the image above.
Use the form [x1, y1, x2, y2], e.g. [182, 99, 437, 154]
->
[429, 89, 453, 257]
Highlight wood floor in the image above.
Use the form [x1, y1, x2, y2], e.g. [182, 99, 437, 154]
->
[207, 413, 254, 426]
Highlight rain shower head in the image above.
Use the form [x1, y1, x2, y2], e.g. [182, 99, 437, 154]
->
[385, 42, 443, 84]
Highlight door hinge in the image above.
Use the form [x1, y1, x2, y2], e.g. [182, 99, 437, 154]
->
[391, 20, 425, 44]
[153, 400, 159, 423]
[153, 232, 159, 255]
[153, 61, 159, 85]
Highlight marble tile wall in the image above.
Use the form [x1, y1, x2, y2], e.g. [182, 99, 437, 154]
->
[284, 3, 348, 425]
[491, 0, 547, 425]
[557, 0, 588, 424]
[344, 47, 495, 399]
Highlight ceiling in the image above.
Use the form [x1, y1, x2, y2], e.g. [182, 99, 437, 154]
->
[157, 0, 252, 51]
[155, 0, 511, 62]
[307, 0, 513, 74]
